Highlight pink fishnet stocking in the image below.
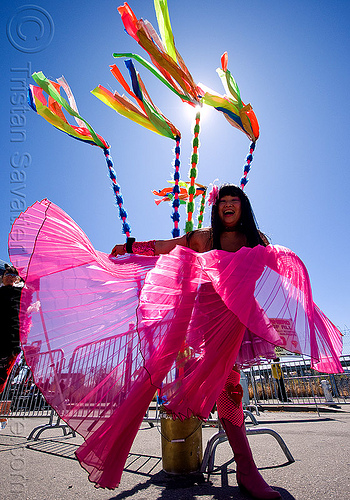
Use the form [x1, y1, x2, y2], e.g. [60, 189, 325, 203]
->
[217, 369, 244, 427]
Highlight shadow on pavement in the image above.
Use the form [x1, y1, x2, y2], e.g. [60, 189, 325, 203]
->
[108, 469, 296, 500]
[24, 437, 297, 499]
[27, 437, 78, 459]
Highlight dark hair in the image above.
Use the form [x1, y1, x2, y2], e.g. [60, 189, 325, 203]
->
[3, 265, 19, 276]
[211, 184, 266, 249]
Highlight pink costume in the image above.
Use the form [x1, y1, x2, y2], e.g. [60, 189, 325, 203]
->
[9, 199, 343, 489]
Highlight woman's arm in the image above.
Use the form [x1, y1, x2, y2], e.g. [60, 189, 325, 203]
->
[111, 234, 187, 257]
[155, 235, 187, 255]
[110, 228, 212, 257]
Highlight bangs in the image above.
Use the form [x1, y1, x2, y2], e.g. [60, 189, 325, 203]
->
[218, 184, 243, 201]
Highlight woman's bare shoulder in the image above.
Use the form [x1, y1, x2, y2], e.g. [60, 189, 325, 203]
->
[187, 227, 212, 252]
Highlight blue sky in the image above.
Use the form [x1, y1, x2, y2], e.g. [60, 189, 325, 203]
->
[1, 1, 349, 353]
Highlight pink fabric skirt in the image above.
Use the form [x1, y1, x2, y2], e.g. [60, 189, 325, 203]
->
[8, 200, 343, 489]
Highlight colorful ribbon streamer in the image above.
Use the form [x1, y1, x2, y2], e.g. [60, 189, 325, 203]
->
[27, 72, 131, 237]
[116, 1, 201, 105]
[199, 53, 259, 188]
[116, 2, 206, 228]
[200, 52, 259, 143]
[153, 181, 205, 205]
[28, 72, 108, 148]
[92, 61, 180, 140]
[92, 59, 182, 236]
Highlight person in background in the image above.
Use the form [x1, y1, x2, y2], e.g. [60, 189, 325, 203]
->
[271, 358, 290, 403]
[0, 265, 23, 393]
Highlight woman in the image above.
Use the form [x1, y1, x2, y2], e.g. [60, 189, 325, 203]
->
[112, 184, 281, 499]
[9, 189, 342, 492]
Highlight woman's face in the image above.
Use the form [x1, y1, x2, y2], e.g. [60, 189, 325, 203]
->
[217, 195, 242, 228]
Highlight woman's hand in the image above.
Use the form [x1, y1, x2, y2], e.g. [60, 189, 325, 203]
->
[111, 233, 188, 257]
[111, 244, 126, 257]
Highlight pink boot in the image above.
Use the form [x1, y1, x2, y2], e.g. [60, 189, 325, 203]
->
[217, 369, 281, 499]
[221, 419, 281, 499]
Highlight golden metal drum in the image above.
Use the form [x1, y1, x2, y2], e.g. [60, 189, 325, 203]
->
[160, 413, 203, 474]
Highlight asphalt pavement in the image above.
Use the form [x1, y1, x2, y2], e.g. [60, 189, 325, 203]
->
[0, 406, 349, 500]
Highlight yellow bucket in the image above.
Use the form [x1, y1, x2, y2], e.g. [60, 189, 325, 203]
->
[160, 413, 202, 474]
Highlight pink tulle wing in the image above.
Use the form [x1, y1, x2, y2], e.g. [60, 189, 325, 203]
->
[259, 245, 343, 372]
[9, 200, 161, 488]
[311, 304, 343, 372]
[200, 247, 282, 344]
[8, 201, 343, 489]
[9, 199, 98, 281]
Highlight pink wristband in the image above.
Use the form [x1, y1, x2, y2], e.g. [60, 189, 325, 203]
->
[132, 240, 156, 256]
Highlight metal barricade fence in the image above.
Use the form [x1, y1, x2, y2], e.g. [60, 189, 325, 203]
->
[0, 350, 64, 418]
[245, 355, 350, 410]
[1, 353, 349, 434]
[0, 331, 148, 422]
[63, 329, 140, 421]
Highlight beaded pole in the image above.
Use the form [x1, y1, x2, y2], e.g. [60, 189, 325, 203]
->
[197, 188, 207, 229]
[103, 148, 131, 238]
[240, 142, 256, 190]
[185, 112, 201, 233]
[171, 135, 181, 237]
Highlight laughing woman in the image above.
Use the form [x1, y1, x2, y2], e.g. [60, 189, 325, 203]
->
[110, 183, 340, 499]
